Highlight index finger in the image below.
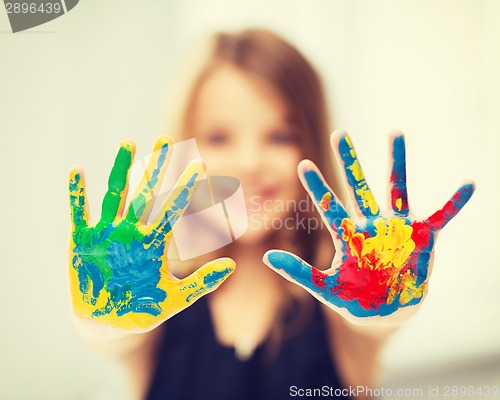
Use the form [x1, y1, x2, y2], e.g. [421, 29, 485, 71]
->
[332, 131, 380, 218]
[298, 159, 349, 234]
[127, 136, 172, 223]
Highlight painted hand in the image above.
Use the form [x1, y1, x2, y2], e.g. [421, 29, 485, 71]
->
[68, 137, 235, 332]
[264, 131, 474, 324]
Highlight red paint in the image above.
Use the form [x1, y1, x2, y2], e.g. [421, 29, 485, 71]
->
[390, 172, 409, 212]
[410, 221, 432, 250]
[311, 268, 328, 289]
[320, 192, 331, 211]
[350, 235, 364, 257]
[333, 255, 393, 309]
[427, 186, 472, 230]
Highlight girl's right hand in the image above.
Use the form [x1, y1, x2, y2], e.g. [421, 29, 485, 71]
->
[68, 136, 235, 333]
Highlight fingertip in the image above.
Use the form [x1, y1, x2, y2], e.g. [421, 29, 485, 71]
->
[263, 250, 291, 268]
[463, 180, 476, 192]
[69, 165, 83, 179]
[69, 166, 86, 187]
[330, 130, 347, 149]
[458, 181, 476, 203]
[297, 159, 317, 176]
[216, 257, 236, 273]
[202, 259, 236, 289]
[388, 129, 405, 140]
[334, 131, 356, 160]
[151, 136, 173, 159]
[389, 131, 406, 150]
[263, 251, 311, 282]
[156, 135, 173, 148]
[119, 139, 136, 155]
[262, 250, 273, 266]
[188, 158, 207, 180]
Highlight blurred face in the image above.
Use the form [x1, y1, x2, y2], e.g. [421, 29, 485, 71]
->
[188, 64, 303, 243]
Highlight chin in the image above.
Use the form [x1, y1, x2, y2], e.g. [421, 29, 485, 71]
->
[235, 225, 275, 246]
[236, 210, 292, 247]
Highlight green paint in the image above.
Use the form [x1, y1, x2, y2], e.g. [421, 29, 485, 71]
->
[100, 145, 133, 224]
[126, 193, 147, 223]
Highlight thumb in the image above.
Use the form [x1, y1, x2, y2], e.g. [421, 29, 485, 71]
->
[263, 250, 330, 293]
[178, 258, 236, 304]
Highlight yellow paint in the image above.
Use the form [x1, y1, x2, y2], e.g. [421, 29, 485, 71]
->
[130, 136, 171, 221]
[69, 253, 235, 330]
[320, 192, 331, 211]
[395, 197, 402, 211]
[344, 137, 379, 215]
[340, 217, 422, 306]
[345, 135, 357, 158]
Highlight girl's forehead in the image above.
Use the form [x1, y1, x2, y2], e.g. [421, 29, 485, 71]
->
[192, 65, 290, 119]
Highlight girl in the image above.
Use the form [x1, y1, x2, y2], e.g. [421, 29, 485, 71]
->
[68, 29, 474, 400]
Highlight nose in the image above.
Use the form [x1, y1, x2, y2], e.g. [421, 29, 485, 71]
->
[235, 135, 263, 176]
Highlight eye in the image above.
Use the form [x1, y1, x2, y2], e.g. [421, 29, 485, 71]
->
[199, 129, 230, 146]
[268, 129, 298, 145]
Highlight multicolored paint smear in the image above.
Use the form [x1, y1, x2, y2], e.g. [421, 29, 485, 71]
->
[69, 137, 235, 330]
[265, 133, 474, 318]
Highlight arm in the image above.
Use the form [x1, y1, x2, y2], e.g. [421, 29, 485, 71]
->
[324, 306, 396, 395]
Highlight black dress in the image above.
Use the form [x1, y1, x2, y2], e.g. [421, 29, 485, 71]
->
[146, 295, 349, 400]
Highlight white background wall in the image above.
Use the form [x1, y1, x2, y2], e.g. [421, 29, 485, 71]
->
[1, 1, 499, 398]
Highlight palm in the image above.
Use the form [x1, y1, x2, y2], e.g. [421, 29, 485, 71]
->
[69, 137, 235, 332]
[264, 131, 474, 324]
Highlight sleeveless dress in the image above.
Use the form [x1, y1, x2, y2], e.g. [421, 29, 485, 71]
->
[146, 295, 349, 400]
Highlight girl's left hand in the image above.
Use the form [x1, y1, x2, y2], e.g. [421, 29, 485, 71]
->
[263, 131, 475, 325]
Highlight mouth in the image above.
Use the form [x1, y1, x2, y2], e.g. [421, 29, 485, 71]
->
[245, 187, 279, 211]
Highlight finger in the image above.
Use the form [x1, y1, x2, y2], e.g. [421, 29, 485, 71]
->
[69, 167, 89, 229]
[389, 132, 409, 216]
[427, 182, 475, 231]
[100, 140, 136, 225]
[144, 159, 205, 239]
[127, 136, 172, 223]
[332, 131, 380, 218]
[263, 250, 333, 294]
[176, 258, 235, 304]
[298, 159, 349, 234]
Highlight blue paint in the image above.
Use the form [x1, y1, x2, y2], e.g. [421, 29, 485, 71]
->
[147, 142, 169, 189]
[303, 169, 349, 229]
[96, 239, 167, 316]
[203, 268, 233, 289]
[415, 251, 431, 286]
[391, 135, 409, 216]
[69, 173, 87, 227]
[266, 228, 428, 318]
[127, 143, 170, 222]
[338, 135, 379, 217]
[154, 172, 200, 237]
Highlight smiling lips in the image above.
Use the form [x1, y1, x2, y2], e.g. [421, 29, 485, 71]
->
[245, 187, 278, 204]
